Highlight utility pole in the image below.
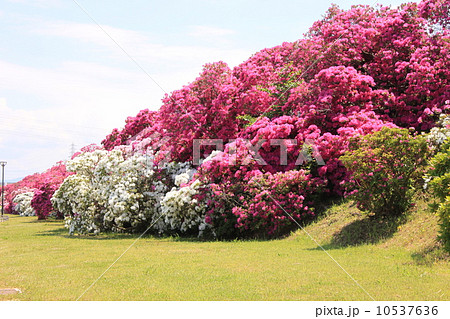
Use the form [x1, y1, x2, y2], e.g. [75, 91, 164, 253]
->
[70, 143, 76, 159]
[0, 161, 7, 221]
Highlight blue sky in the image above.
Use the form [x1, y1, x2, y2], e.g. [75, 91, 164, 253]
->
[0, 0, 418, 181]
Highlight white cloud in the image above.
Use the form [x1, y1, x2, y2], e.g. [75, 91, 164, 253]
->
[0, 97, 68, 179]
[0, 59, 158, 132]
[188, 25, 235, 38]
[34, 21, 249, 68]
[6, 0, 62, 7]
[0, 98, 8, 146]
[35, 22, 150, 51]
[187, 25, 237, 47]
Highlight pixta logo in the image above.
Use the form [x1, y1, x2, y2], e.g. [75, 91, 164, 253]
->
[193, 138, 325, 166]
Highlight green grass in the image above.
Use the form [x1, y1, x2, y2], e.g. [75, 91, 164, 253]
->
[0, 200, 448, 301]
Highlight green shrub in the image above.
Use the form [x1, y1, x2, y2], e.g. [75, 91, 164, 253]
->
[340, 127, 430, 218]
[426, 139, 450, 251]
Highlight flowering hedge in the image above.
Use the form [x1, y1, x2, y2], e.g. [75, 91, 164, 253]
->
[231, 170, 325, 237]
[30, 162, 72, 220]
[160, 179, 209, 235]
[3, 174, 41, 214]
[53, 150, 157, 234]
[51, 149, 205, 235]
[10, 0, 450, 238]
[419, 0, 450, 29]
[426, 112, 450, 150]
[340, 127, 430, 217]
[12, 191, 35, 216]
[195, 140, 328, 238]
[426, 139, 450, 251]
[3, 162, 70, 219]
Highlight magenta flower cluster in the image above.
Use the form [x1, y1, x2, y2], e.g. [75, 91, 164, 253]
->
[4, 162, 72, 219]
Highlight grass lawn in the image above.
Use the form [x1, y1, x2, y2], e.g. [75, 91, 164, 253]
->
[0, 200, 448, 301]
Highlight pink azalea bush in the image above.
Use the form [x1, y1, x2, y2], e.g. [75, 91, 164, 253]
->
[4, 174, 42, 214]
[195, 135, 328, 238]
[102, 110, 157, 151]
[3, 163, 71, 219]
[30, 162, 72, 220]
[232, 170, 325, 237]
[419, 0, 450, 29]
[305, 1, 450, 130]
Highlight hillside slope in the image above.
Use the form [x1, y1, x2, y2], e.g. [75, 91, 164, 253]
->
[296, 197, 449, 265]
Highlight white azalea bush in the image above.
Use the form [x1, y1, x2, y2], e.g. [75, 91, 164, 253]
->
[103, 152, 158, 232]
[52, 149, 208, 236]
[427, 113, 450, 150]
[13, 191, 35, 216]
[53, 174, 102, 234]
[52, 150, 113, 234]
[156, 151, 221, 236]
[159, 179, 210, 234]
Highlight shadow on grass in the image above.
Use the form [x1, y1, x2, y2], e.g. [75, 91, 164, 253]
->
[35, 227, 67, 236]
[312, 214, 407, 250]
[25, 219, 64, 224]
[33, 225, 321, 243]
[34, 229, 240, 243]
[33, 194, 342, 243]
[411, 244, 449, 266]
[34, 227, 219, 242]
[34, 228, 145, 240]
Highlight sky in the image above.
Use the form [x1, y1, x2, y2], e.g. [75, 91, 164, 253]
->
[0, 0, 419, 182]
